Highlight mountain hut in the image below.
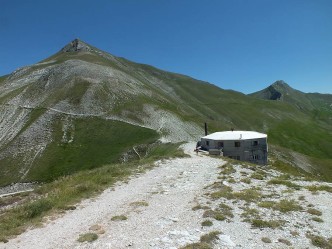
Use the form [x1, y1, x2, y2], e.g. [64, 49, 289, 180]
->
[200, 131, 268, 165]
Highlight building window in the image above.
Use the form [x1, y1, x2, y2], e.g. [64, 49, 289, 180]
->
[252, 155, 260, 160]
[252, 141, 258, 146]
[217, 142, 224, 148]
[235, 141, 241, 147]
[206, 141, 209, 146]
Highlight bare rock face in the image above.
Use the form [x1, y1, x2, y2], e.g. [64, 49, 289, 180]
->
[61, 38, 91, 52]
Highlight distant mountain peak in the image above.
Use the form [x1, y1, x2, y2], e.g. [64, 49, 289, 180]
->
[61, 38, 92, 52]
[271, 80, 291, 90]
[249, 80, 296, 101]
[272, 80, 287, 86]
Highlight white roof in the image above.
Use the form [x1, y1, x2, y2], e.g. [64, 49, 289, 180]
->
[202, 131, 267, 140]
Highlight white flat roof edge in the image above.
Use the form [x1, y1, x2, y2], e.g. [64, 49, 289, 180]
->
[202, 131, 267, 140]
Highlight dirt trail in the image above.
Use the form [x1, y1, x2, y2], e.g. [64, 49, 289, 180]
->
[3, 143, 332, 249]
[2, 143, 225, 249]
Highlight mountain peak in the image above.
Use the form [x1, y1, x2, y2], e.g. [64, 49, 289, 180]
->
[61, 38, 92, 53]
[271, 80, 291, 89]
[249, 80, 294, 100]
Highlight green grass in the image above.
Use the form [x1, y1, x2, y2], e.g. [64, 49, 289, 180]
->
[180, 231, 221, 249]
[0, 85, 28, 104]
[240, 178, 251, 184]
[307, 208, 322, 216]
[241, 207, 260, 220]
[0, 117, 161, 186]
[201, 220, 213, 226]
[210, 185, 262, 203]
[111, 215, 127, 221]
[145, 142, 188, 162]
[312, 217, 324, 223]
[267, 179, 301, 189]
[306, 234, 332, 248]
[278, 238, 292, 246]
[77, 233, 98, 243]
[290, 231, 300, 237]
[130, 201, 149, 207]
[251, 219, 285, 229]
[232, 188, 262, 203]
[218, 203, 234, 218]
[203, 209, 225, 221]
[258, 199, 303, 213]
[16, 108, 48, 138]
[269, 120, 332, 160]
[180, 243, 212, 249]
[269, 159, 303, 176]
[20, 199, 53, 219]
[200, 231, 221, 243]
[309, 158, 332, 182]
[0, 163, 130, 241]
[0, 143, 184, 241]
[25, 118, 159, 183]
[241, 207, 286, 229]
[306, 185, 332, 193]
[258, 201, 276, 209]
[192, 205, 210, 211]
[210, 185, 233, 199]
[251, 172, 265, 180]
[219, 163, 236, 175]
[275, 199, 303, 212]
[261, 237, 272, 243]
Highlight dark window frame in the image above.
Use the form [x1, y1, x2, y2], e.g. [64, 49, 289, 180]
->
[217, 141, 224, 148]
[234, 141, 241, 147]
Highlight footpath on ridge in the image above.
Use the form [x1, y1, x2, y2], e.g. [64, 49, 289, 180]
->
[2, 142, 332, 249]
[2, 143, 225, 249]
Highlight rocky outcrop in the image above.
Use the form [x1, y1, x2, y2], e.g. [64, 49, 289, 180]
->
[61, 38, 92, 52]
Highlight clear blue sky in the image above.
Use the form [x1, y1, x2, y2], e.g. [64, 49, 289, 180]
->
[1, 0, 331, 94]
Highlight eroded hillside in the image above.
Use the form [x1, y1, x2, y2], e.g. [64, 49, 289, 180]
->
[1, 39, 332, 186]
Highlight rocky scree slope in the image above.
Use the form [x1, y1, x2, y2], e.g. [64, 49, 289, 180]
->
[0, 39, 203, 185]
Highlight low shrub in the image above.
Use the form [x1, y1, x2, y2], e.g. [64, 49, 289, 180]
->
[306, 234, 332, 248]
[20, 199, 53, 219]
[312, 217, 324, 223]
[259, 199, 302, 213]
[278, 238, 292, 246]
[268, 179, 301, 189]
[201, 220, 213, 227]
[306, 185, 332, 193]
[111, 215, 127, 221]
[77, 233, 98, 243]
[232, 188, 262, 203]
[210, 185, 233, 199]
[307, 208, 322, 216]
[261, 237, 272, 243]
[251, 219, 285, 229]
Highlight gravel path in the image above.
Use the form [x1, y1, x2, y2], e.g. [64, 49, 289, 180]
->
[2, 143, 332, 249]
[1, 143, 225, 249]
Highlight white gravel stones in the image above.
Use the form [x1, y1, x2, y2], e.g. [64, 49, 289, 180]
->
[1, 143, 224, 249]
[1, 143, 332, 249]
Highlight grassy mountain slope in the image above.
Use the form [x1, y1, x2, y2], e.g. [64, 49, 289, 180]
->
[250, 80, 332, 180]
[0, 39, 331, 185]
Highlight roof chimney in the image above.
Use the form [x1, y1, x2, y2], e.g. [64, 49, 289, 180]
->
[204, 122, 208, 136]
